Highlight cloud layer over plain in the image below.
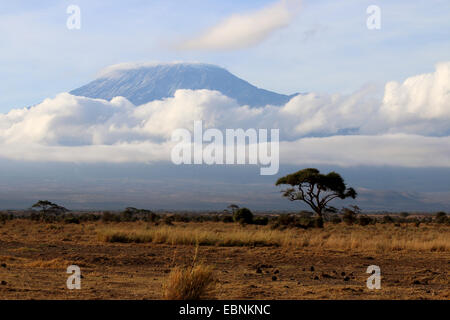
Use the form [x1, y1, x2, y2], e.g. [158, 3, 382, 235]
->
[179, 0, 302, 51]
[0, 62, 449, 167]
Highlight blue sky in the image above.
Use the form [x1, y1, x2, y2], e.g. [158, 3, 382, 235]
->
[1, 0, 449, 113]
[0, 1, 449, 210]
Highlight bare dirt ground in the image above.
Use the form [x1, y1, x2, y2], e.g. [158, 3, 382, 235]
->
[0, 220, 448, 299]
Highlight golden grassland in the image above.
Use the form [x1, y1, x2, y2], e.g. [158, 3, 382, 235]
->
[0, 219, 449, 299]
[97, 222, 450, 252]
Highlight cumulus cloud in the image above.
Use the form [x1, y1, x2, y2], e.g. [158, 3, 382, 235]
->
[373, 61, 450, 135]
[0, 61, 449, 167]
[179, 0, 302, 51]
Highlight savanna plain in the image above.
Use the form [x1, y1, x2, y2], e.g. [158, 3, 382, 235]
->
[0, 214, 449, 300]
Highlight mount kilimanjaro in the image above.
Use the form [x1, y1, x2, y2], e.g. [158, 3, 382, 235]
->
[70, 62, 298, 107]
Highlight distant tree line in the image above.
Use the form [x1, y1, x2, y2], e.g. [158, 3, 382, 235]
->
[0, 201, 447, 228]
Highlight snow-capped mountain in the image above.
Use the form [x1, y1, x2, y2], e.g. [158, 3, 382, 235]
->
[70, 62, 297, 107]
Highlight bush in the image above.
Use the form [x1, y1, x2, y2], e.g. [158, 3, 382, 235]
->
[79, 213, 100, 222]
[421, 216, 433, 223]
[270, 214, 314, 229]
[64, 214, 80, 224]
[383, 215, 394, 224]
[144, 212, 160, 223]
[0, 213, 12, 224]
[358, 215, 372, 226]
[435, 212, 448, 224]
[314, 217, 324, 228]
[341, 206, 360, 225]
[163, 215, 174, 226]
[400, 212, 409, 218]
[298, 211, 314, 218]
[233, 208, 253, 224]
[435, 211, 446, 218]
[101, 211, 120, 222]
[253, 216, 269, 226]
[221, 215, 234, 223]
[329, 215, 342, 224]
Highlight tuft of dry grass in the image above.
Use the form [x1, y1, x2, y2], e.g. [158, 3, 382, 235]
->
[163, 264, 215, 300]
[163, 246, 215, 300]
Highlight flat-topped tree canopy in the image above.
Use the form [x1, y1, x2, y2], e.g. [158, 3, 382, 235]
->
[275, 168, 357, 217]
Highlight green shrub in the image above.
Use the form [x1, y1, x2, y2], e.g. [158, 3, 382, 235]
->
[358, 215, 372, 226]
[253, 216, 269, 226]
[64, 214, 80, 224]
[270, 214, 314, 229]
[101, 211, 120, 222]
[400, 212, 409, 218]
[330, 215, 342, 224]
[221, 215, 234, 223]
[435, 212, 448, 224]
[233, 208, 253, 224]
[342, 206, 360, 225]
[163, 215, 174, 225]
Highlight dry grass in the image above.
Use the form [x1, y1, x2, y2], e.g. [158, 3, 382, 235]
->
[163, 264, 215, 300]
[302, 224, 450, 252]
[1, 220, 449, 300]
[97, 222, 450, 252]
[23, 257, 72, 269]
[97, 224, 292, 247]
[163, 247, 215, 300]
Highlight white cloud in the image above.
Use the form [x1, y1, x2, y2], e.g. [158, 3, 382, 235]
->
[179, 0, 302, 51]
[374, 61, 450, 135]
[281, 135, 450, 167]
[0, 61, 449, 167]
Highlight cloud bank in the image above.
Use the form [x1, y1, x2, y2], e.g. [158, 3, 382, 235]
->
[179, 0, 302, 51]
[1, 62, 449, 167]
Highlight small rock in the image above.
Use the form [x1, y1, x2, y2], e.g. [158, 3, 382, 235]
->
[274, 269, 280, 274]
[310, 266, 315, 272]
[1, 280, 7, 285]
[341, 272, 346, 276]
[314, 276, 319, 280]
[0, 263, 6, 268]
[272, 276, 277, 281]
[344, 276, 350, 281]
[256, 268, 262, 274]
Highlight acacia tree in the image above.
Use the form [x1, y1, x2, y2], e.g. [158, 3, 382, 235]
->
[275, 168, 357, 218]
[227, 204, 239, 214]
[32, 200, 68, 216]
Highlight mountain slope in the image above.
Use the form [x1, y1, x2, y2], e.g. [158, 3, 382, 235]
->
[70, 63, 297, 107]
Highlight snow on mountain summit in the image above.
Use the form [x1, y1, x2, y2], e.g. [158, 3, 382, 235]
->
[70, 62, 297, 107]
